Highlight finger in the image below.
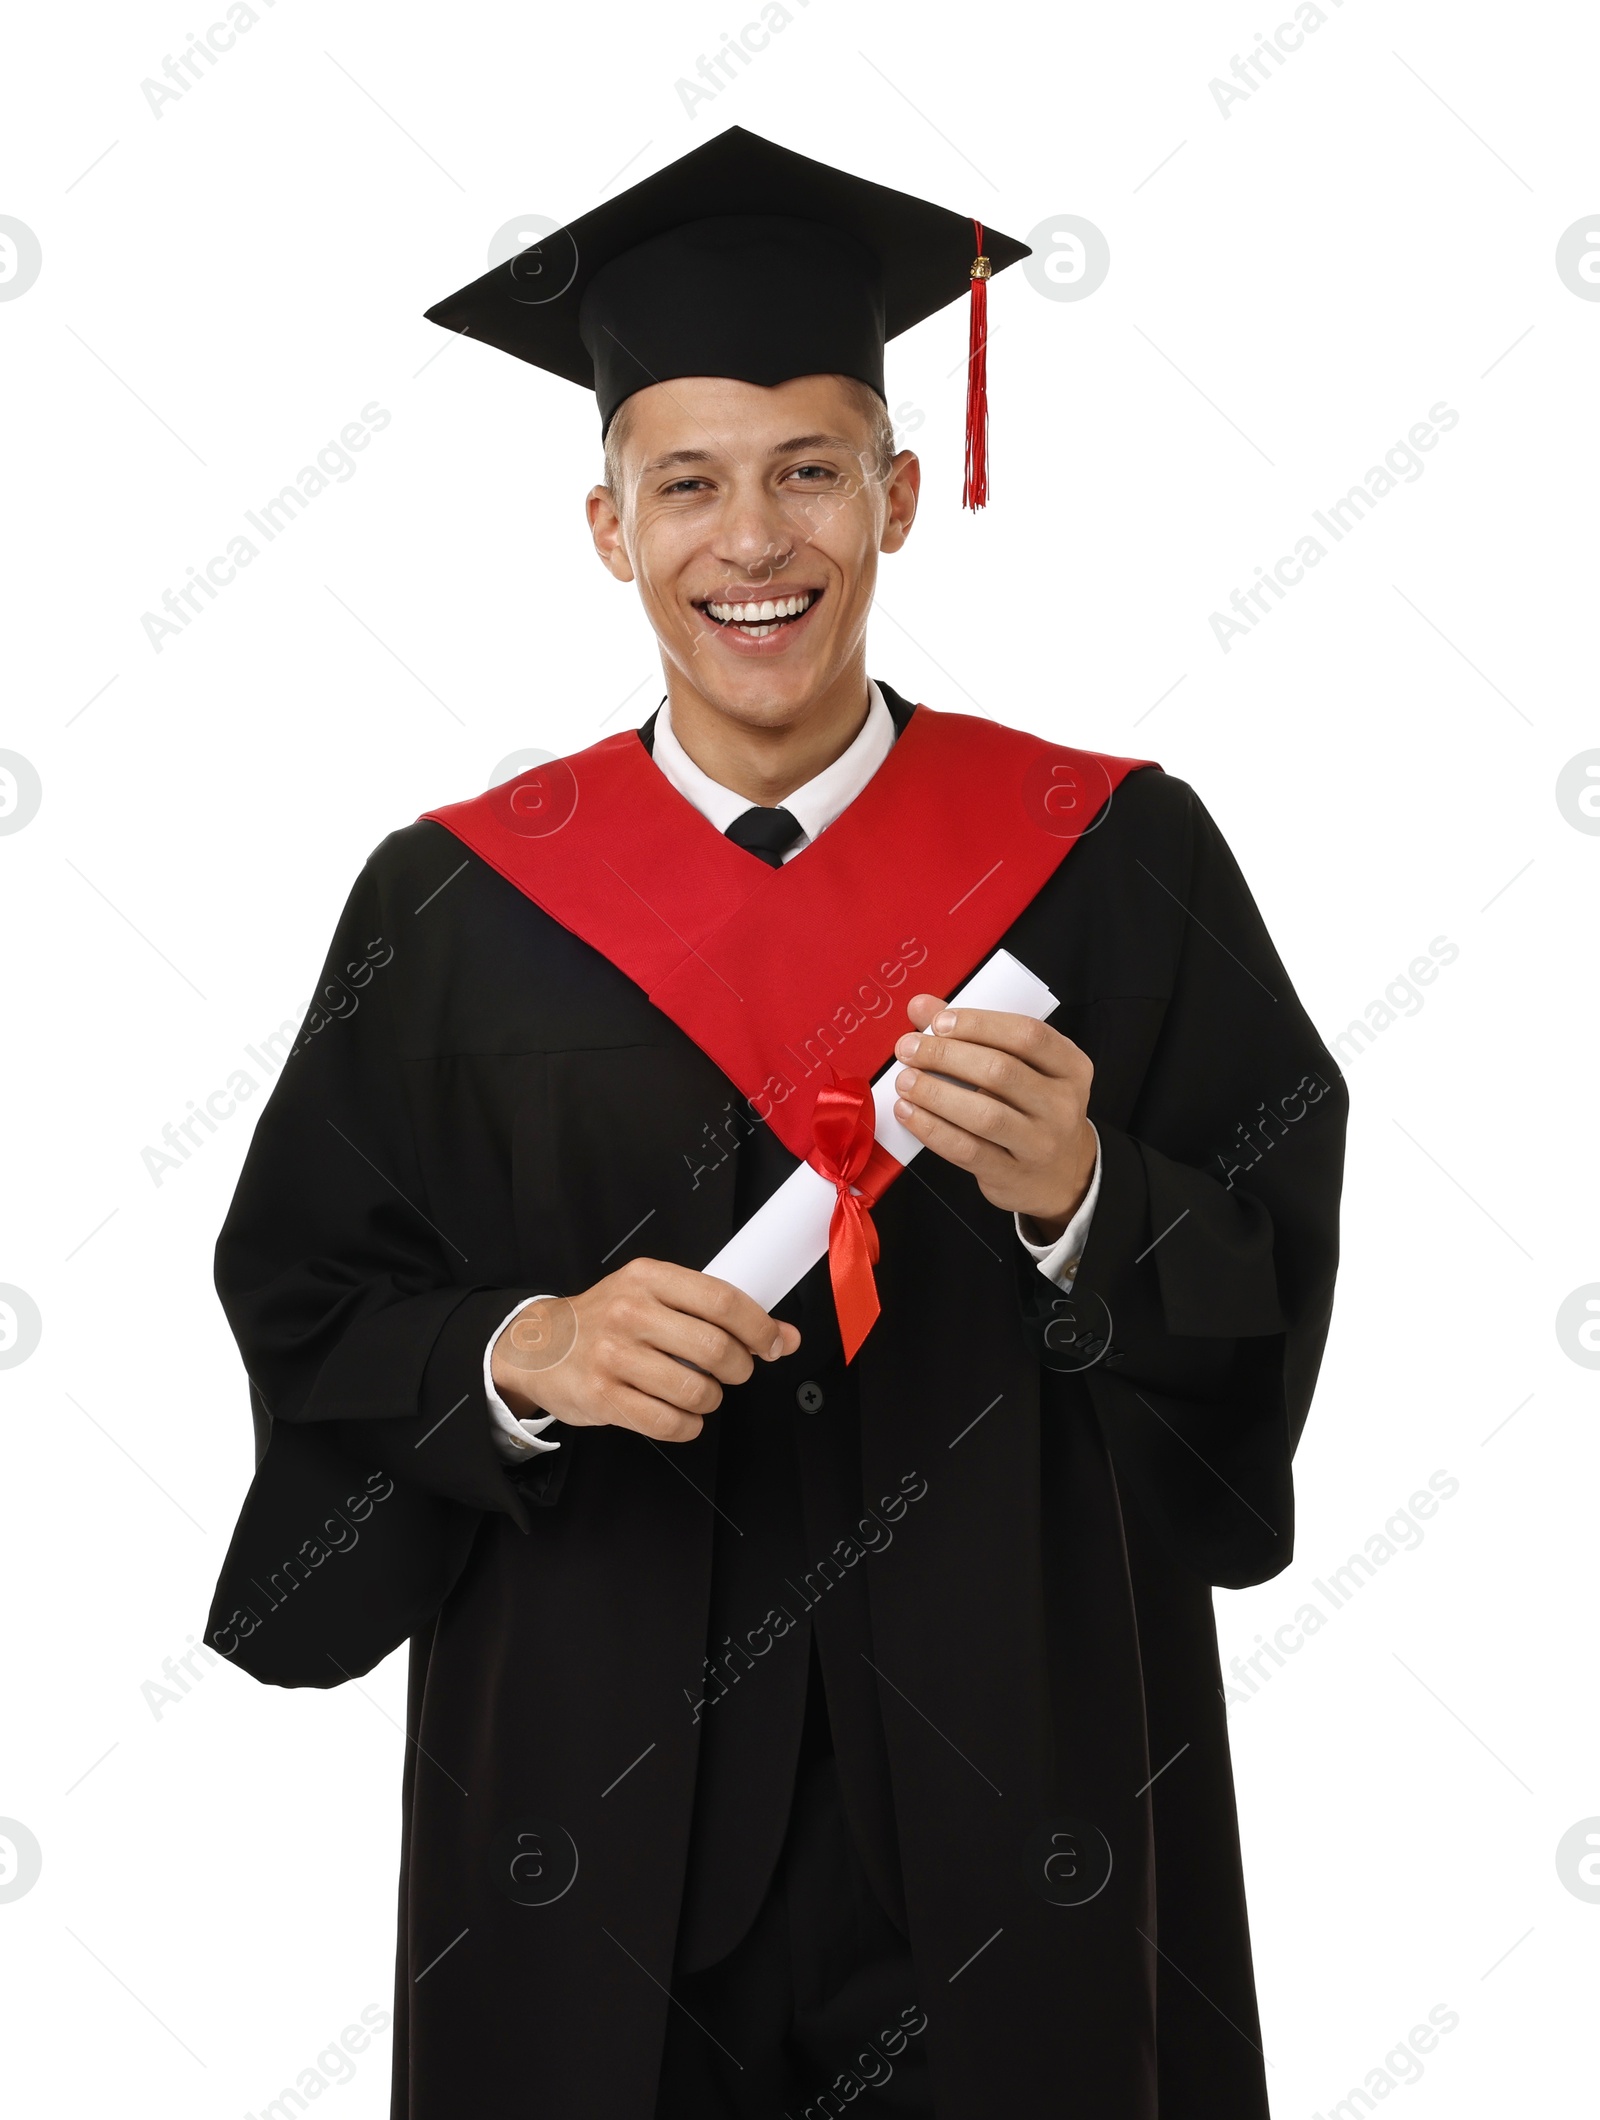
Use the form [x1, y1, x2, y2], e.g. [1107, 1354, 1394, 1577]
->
[639, 1303, 761, 1386]
[618, 1342, 729, 1417]
[603, 1282, 761, 1386]
[892, 1097, 1015, 1179]
[623, 1260, 797, 1360]
[596, 1378, 706, 1445]
[893, 1066, 1031, 1150]
[895, 1033, 1059, 1122]
[902, 1000, 1084, 1079]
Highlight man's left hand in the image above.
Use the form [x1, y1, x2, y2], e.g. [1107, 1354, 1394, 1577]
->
[892, 995, 1096, 1242]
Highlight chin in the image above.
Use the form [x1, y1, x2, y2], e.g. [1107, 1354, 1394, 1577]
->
[712, 665, 832, 723]
[670, 640, 826, 715]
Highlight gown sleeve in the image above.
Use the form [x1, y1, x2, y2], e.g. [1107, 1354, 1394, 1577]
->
[206, 844, 559, 1688]
[1033, 782, 1348, 1589]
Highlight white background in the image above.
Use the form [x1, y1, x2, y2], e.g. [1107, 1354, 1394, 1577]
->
[2, 2, 1596, 2113]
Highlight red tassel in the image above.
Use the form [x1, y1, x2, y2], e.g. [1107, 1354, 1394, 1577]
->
[962, 218, 991, 511]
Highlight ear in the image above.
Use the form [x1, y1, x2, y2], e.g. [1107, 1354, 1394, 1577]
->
[879, 450, 921, 555]
[586, 484, 635, 583]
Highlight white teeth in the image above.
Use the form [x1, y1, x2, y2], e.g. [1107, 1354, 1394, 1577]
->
[705, 592, 814, 625]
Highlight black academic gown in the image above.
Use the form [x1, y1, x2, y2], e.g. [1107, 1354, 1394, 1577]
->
[208, 688, 1346, 2118]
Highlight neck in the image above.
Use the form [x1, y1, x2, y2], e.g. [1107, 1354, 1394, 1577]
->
[662, 658, 871, 806]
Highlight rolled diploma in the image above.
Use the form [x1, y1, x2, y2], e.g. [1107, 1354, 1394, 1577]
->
[701, 948, 1060, 1312]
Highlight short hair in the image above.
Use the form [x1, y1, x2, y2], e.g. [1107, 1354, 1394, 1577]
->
[603, 374, 896, 503]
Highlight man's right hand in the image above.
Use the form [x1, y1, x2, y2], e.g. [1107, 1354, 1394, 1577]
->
[490, 1258, 800, 1444]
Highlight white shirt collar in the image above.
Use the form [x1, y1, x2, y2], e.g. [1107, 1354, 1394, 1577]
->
[649, 681, 897, 858]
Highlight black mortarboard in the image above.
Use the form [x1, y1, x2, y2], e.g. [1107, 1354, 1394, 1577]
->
[423, 125, 1029, 507]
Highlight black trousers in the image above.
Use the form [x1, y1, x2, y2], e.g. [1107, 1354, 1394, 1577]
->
[655, 1643, 934, 2119]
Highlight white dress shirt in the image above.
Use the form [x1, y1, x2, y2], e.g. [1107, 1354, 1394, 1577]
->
[484, 683, 1102, 1459]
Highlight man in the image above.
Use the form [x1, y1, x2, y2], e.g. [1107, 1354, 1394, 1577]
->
[209, 126, 1346, 2118]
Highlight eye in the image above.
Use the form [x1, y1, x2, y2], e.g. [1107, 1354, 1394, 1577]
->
[661, 476, 712, 495]
[785, 462, 837, 483]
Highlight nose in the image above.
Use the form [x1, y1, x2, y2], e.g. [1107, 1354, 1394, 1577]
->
[711, 484, 794, 590]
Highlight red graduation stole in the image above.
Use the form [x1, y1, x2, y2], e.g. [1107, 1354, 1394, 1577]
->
[424, 705, 1156, 1356]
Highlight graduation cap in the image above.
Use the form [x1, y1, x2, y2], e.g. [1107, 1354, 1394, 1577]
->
[423, 125, 1029, 508]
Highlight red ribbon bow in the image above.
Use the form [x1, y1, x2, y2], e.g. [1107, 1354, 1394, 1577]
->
[808, 1075, 898, 1362]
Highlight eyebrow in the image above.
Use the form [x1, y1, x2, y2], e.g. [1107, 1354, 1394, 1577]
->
[643, 448, 715, 472]
[641, 433, 859, 474]
[768, 432, 857, 455]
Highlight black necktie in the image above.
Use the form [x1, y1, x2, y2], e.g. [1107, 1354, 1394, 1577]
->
[725, 805, 804, 868]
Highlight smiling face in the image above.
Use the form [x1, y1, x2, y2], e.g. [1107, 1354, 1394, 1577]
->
[587, 373, 919, 746]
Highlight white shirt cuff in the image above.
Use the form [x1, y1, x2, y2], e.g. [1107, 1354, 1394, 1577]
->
[484, 1297, 563, 1462]
[1014, 1124, 1101, 1291]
